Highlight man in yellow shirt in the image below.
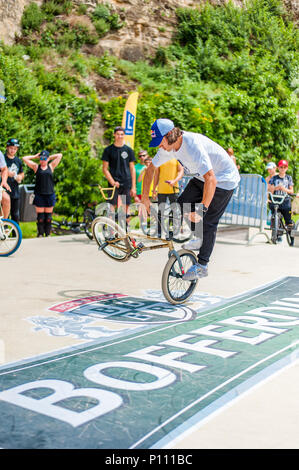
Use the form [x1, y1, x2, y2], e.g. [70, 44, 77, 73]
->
[152, 158, 184, 237]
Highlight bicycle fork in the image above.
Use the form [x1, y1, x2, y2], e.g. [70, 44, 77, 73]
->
[169, 249, 185, 275]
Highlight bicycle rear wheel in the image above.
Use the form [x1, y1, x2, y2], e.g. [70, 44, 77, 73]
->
[286, 220, 295, 247]
[92, 216, 132, 262]
[0, 219, 22, 256]
[162, 249, 198, 304]
[83, 209, 94, 240]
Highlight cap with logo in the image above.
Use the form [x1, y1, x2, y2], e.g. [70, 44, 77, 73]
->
[40, 150, 50, 160]
[278, 159, 288, 168]
[266, 162, 276, 170]
[149, 119, 175, 147]
[6, 138, 20, 147]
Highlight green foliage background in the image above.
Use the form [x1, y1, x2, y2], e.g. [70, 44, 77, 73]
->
[0, 0, 298, 217]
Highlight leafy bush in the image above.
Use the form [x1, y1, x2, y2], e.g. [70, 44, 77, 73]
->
[0, 51, 102, 215]
[21, 2, 45, 33]
[41, 0, 73, 18]
[91, 2, 124, 36]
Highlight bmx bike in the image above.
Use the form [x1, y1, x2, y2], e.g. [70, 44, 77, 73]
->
[51, 185, 117, 240]
[268, 192, 297, 246]
[0, 186, 22, 256]
[91, 210, 199, 305]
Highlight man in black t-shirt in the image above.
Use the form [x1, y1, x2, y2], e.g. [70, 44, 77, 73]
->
[4, 138, 24, 224]
[102, 126, 136, 210]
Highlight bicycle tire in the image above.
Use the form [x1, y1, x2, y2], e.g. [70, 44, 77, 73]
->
[0, 219, 22, 256]
[140, 205, 159, 238]
[92, 216, 132, 262]
[172, 217, 192, 244]
[161, 249, 198, 304]
[285, 220, 295, 247]
[83, 209, 95, 240]
[51, 220, 65, 235]
[271, 213, 279, 244]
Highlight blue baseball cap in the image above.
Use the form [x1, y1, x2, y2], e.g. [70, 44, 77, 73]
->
[149, 119, 175, 147]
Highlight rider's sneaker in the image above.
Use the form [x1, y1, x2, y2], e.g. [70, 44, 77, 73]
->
[182, 237, 203, 251]
[182, 263, 208, 281]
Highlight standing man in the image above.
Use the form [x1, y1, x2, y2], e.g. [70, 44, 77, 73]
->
[135, 150, 148, 202]
[141, 119, 240, 280]
[5, 138, 24, 224]
[102, 126, 136, 211]
[0, 149, 11, 219]
[152, 158, 184, 238]
[265, 161, 277, 185]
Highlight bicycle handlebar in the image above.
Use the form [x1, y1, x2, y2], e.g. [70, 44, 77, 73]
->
[90, 184, 116, 200]
[268, 191, 297, 205]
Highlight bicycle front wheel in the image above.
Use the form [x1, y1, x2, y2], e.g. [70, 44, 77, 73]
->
[271, 213, 279, 244]
[0, 219, 22, 256]
[162, 249, 198, 304]
[92, 216, 132, 262]
[83, 209, 94, 240]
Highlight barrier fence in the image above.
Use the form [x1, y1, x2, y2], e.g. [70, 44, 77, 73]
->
[179, 174, 270, 244]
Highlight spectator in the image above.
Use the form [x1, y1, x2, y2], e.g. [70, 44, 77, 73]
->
[152, 158, 184, 237]
[102, 126, 136, 212]
[138, 157, 155, 199]
[265, 161, 277, 184]
[268, 159, 294, 240]
[4, 138, 24, 224]
[227, 147, 240, 169]
[135, 150, 148, 202]
[22, 150, 62, 237]
[0, 149, 11, 218]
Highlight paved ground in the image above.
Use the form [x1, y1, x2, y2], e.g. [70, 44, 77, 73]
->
[1, 228, 299, 449]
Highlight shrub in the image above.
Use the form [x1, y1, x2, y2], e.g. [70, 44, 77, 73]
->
[21, 2, 45, 33]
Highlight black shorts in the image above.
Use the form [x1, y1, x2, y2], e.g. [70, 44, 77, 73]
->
[107, 185, 131, 206]
[33, 193, 56, 208]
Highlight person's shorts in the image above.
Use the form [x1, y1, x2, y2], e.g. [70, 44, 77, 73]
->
[108, 185, 131, 206]
[33, 193, 56, 208]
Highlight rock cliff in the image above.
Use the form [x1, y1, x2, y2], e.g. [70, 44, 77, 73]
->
[1, 0, 297, 59]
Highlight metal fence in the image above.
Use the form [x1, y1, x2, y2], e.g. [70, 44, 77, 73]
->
[179, 174, 270, 244]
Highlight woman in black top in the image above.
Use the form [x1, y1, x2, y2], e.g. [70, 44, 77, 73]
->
[23, 150, 62, 237]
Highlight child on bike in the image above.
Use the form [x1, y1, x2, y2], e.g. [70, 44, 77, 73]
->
[268, 160, 294, 240]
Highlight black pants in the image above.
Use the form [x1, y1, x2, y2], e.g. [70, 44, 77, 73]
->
[269, 202, 293, 226]
[157, 193, 178, 237]
[177, 178, 234, 265]
[10, 198, 20, 224]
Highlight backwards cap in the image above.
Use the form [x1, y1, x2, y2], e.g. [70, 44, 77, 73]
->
[149, 119, 175, 147]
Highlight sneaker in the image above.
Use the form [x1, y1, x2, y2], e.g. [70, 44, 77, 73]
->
[277, 236, 283, 243]
[182, 263, 208, 281]
[182, 237, 203, 251]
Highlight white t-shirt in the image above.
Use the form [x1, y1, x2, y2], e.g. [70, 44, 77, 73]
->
[0, 151, 6, 169]
[152, 131, 240, 190]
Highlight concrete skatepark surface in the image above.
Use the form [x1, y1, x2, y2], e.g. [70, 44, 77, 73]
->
[1, 228, 299, 449]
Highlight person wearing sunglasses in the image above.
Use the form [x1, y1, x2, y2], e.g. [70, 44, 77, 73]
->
[4, 138, 24, 224]
[23, 150, 62, 237]
[268, 160, 294, 239]
[134, 150, 148, 202]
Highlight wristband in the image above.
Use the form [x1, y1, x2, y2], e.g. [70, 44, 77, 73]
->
[202, 205, 208, 213]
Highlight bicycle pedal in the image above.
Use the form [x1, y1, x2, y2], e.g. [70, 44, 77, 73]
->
[137, 242, 144, 249]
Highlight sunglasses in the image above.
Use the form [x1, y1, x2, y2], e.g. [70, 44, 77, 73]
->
[40, 156, 48, 161]
[279, 166, 288, 169]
